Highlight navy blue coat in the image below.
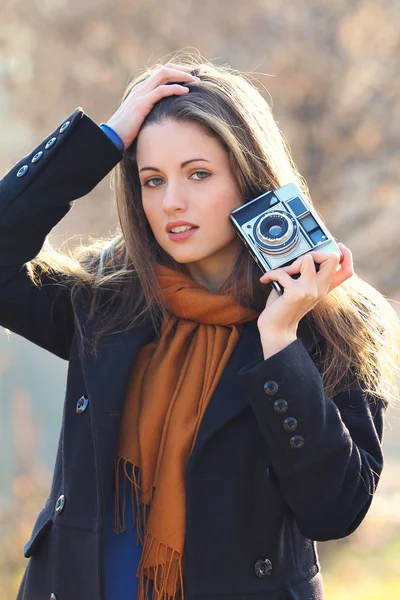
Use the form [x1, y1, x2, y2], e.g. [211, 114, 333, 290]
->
[0, 108, 384, 600]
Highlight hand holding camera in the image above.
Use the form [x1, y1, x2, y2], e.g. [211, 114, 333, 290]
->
[230, 183, 354, 358]
[257, 243, 353, 358]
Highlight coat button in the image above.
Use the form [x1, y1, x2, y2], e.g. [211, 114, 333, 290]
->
[273, 399, 288, 414]
[55, 494, 66, 515]
[45, 136, 57, 149]
[283, 417, 298, 432]
[76, 395, 89, 414]
[50, 594, 57, 600]
[16, 165, 29, 177]
[266, 465, 278, 483]
[59, 120, 71, 133]
[290, 435, 305, 450]
[254, 558, 273, 578]
[263, 380, 279, 396]
[31, 151, 43, 163]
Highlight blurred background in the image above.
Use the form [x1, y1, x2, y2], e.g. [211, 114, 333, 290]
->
[1, 0, 400, 598]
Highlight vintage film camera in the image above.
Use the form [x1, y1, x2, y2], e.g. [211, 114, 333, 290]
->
[230, 182, 342, 295]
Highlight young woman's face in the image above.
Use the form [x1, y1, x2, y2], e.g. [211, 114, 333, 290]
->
[136, 119, 243, 288]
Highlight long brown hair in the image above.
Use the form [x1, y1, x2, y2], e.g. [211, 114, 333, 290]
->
[29, 51, 400, 404]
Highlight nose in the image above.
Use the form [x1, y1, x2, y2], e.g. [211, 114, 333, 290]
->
[162, 181, 188, 215]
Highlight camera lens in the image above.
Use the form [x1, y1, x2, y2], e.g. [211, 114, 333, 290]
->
[260, 216, 288, 240]
[254, 211, 298, 254]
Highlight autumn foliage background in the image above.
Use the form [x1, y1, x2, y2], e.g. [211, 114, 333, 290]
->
[1, 1, 400, 598]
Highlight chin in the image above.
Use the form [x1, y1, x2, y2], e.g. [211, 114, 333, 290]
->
[166, 252, 207, 265]
[158, 237, 238, 266]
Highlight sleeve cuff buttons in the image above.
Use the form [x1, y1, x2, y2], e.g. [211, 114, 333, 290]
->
[45, 137, 57, 149]
[15, 119, 71, 178]
[16, 165, 29, 177]
[59, 120, 71, 133]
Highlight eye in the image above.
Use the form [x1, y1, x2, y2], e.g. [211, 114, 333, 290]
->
[191, 170, 211, 180]
[142, 177, 164, 188]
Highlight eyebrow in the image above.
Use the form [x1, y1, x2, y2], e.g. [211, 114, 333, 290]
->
[139, 158, 211, 173]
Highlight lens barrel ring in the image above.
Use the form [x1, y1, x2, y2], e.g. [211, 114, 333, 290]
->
[254, 210, 299, 254]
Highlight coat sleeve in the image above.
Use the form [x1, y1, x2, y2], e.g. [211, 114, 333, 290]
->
[0, 107, 123, 359]
[237, 338, 385, 542]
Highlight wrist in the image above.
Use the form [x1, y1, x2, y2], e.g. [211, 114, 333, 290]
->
[106, 117, 129, 150]
[259, 328, 298, 360]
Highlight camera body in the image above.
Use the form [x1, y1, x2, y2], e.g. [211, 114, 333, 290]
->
[230, 183, 341, 294]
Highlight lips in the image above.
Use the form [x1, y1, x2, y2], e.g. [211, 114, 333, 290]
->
[167, 227, 199, 241]
[166, 221, 199, 233]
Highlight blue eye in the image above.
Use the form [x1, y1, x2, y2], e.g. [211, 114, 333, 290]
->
[144, 177, 164, 188]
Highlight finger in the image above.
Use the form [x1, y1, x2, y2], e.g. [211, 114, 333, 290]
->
[292, 251, 340, 295]
[306, 249, 341, 267]
[327, 246, 354, 291]
[338, 244, 353, 268]
[148, 84, 191, 102]
[336, 243, 345, 263]
[299, 253, 319, 276]
[281, 250, 339, 277]
[260, 268, 298, 289]
[151, 67, 200, 87]
[164, 63, 195, 71]
[280, 254, 319, 285]
[315, 256, 342, 294]
[283, 254, 317, 276]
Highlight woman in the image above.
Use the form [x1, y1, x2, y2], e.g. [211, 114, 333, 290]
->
[1, 55, 399, 600]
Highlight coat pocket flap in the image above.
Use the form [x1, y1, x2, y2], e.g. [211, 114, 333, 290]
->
[23, 503, 53, 558]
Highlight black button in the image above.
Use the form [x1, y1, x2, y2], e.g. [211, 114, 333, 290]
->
[290, 435, 305, 450]
[50, 594, 57, 600]
[283, 417, 298, 432]
[254, 558, 273, 578]
[264, 380, 279, 396]
[76, 395, 89, 414]
[55, 494, 66, 515]
[273, 399, 288, 414]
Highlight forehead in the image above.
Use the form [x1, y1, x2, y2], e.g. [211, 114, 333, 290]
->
[136, 119, 226, 163]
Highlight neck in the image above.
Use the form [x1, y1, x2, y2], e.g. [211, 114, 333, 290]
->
[184, 240, 241, 293]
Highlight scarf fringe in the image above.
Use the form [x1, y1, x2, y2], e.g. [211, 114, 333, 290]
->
[114, 458, 183, 600]
[114, 456, 148, 545]
[137, 534, 183, 600]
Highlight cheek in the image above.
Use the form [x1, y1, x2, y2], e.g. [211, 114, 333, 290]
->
[142, 201, 158, 229]
[209, 188, 242, 222]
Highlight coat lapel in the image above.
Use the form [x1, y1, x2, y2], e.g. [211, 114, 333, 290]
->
[187, 319, 263, 471]
[81, 320, 156, 416]
[187, 315, 322, 470]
